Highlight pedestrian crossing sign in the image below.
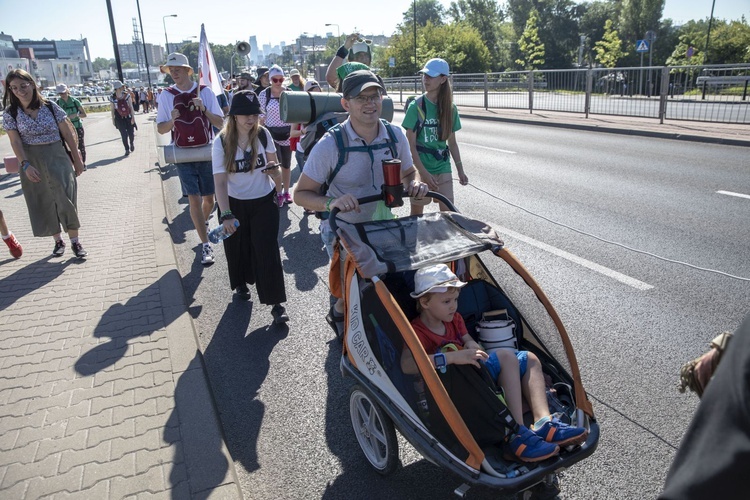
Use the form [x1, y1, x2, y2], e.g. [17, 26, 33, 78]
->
[636, 40, 650, 53]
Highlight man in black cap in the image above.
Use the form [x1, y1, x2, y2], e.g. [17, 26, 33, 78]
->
[254, 67, 270, 96]
[293, 70, 428, 336]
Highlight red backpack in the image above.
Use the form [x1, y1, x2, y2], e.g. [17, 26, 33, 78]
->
[114, 94, 131, 118]
[166, 85, 212, 147]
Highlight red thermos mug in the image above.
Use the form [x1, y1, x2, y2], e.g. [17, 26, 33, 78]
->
[382, 159, 403, 207]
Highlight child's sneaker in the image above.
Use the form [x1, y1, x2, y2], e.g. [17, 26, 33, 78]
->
[507, 425, 559, 462]
[276, 193, 284, 208]
[533, 415, 588, 447]
[3, 233, 22, 259]
[283, 192, 293, 204]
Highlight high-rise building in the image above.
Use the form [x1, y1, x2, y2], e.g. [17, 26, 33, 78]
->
[248, 36, 259, 64]
[12, 37, 94, 81]
[118, 43, 163, 67]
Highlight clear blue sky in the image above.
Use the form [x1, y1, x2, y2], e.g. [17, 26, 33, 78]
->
[1, 0, 746, 60]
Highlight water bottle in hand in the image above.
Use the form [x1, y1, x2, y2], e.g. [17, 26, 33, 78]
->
[208, 219, 239, 244]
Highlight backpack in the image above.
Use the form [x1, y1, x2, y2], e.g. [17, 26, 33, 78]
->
[166, 85, 212, 147]
[406, 96, 449, 162]
[316, 119, 399, 220]
[114, 94, 131, 119]
[300, 111, 349, 160]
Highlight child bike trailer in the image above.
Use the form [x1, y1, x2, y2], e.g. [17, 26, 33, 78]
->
[328, 191, 600, 498]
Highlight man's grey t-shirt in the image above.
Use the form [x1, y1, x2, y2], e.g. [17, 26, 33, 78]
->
[303, 119, 413, 223]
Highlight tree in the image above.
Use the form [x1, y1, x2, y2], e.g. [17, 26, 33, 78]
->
[516, 8, 545, 70]
[579, 0, 621, 48]
[595, 19, 627, 67]
[403, 0, 446, 27]
[507, 0, 583, 69]
[93, 57, 114, 72]
[378, 22, 490, 77]
[618, 0, 665, 64]
[448, 0, 506, 69]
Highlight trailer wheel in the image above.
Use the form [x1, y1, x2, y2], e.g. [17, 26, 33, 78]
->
[349, 385, 399, 475]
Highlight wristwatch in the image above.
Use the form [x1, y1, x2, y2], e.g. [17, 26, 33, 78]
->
[433, 352, 447, 374]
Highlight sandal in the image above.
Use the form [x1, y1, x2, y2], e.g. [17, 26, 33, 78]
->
[326, 306, 345, 340]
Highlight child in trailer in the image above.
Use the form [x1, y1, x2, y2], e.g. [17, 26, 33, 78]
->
[408, 264, 588, 462]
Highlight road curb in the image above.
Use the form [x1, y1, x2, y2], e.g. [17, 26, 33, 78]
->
[151, 152, 243, 499]
[456, 110, 750, 148]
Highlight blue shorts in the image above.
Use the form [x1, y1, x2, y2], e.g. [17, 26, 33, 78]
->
[176, 161, 214, 196]
[484, 350, 528, 382]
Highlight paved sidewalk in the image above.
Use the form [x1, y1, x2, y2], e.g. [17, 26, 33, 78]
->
[0, 113, 241, 499]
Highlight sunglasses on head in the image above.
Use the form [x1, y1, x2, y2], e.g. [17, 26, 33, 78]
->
[271, 77, 284, 83]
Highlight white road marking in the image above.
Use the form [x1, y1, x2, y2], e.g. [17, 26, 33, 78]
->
[458, 142, 517, 154]
[492, 224, 655, 291]
[717, 190, 750, 200]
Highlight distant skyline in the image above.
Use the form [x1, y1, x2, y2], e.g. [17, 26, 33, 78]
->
[1, 0, 746, 61]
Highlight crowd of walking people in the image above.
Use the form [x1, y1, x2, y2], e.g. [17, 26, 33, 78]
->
[1, 37, 472, 328]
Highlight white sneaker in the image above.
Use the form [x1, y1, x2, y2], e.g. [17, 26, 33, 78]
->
[201, 244, 214, 266]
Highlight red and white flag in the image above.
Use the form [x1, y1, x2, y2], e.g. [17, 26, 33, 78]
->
[198, 24, 223, 97]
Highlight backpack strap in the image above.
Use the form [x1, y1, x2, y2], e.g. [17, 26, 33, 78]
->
[410, 96, 426, 137]
[329, 124, 348, 185]
[258, 126, 268, 149]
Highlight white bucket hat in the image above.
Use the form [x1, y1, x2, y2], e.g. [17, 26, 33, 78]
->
[56, 83, 69, 94]
[160, 52, 194, 75]
[111, 80, 124, 90]
[410, 264, 466, 298]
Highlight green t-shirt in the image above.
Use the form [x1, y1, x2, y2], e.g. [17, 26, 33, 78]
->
[402, 95, 461, 175]
[289, 84, 303, 91]
[56, 96, 83, 129]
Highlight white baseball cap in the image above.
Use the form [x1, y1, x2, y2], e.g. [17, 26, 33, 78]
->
[303, 79, 320, 91]
[410, 264, 466, 298]
[419, 58, 450, 77]
[290, 69, 300, 77]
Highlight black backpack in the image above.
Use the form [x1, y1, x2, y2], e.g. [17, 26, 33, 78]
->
[315, 119, 399, 220]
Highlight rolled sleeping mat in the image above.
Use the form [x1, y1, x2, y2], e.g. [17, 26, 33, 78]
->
[160, 144, 212, 164]
[280, 91, 393, 124]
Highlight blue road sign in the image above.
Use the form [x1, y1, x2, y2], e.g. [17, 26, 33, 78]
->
[636, 40, 650, 53]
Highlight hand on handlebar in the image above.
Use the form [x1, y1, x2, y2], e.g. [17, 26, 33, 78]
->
[406, 180, 429, 199]
[331, 195, 360, 213]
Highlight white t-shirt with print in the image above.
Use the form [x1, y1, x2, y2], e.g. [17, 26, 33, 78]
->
[211, 128, 277, 200]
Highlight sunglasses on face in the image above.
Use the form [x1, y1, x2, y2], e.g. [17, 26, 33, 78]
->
[10, 82, 32, 92]
[271, 77, 284, 83]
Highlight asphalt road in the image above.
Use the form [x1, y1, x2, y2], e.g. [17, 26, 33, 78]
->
[161, 116, 750, 499]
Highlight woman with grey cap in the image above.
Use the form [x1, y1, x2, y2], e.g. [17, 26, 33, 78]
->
[110, 80, 136, 156]
[212, 90, 289, 324]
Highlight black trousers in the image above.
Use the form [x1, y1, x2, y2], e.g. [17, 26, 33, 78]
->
[75, 126, 86, 163]
[115, 117, 135, 150]
[224, 189, 287, 305]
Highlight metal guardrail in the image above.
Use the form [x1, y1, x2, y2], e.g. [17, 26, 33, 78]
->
[382, 63, 750, 125]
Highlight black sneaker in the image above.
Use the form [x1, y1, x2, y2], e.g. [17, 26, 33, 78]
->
[125, 149, 130, 156]
[130, 144, 135, 152]
[271, 304, 289, 324]
[235, 284, 251, 301]
[52, 239, 66, 256]
[72, 241, 88, 258]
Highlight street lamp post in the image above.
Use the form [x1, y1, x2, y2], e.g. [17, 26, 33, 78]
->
[163, 14, 177, 57]
[326, 23, 341, 47]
